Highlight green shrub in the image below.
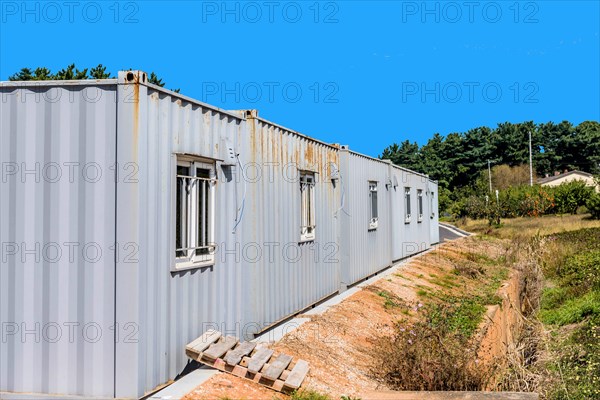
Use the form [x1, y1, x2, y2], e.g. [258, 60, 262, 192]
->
[496, 185, 554, 218]
[540, 286, 569, 311]
[559, 251, 600, 294]
[552, 180, 594, 215]
[587, 193, 600, 219]
[291, 390, 332, 400]
[449, 180, 597, 220]
[451, 195, 489, 219]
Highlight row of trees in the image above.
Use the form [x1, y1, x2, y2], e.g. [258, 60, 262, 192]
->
[8, 64, 178, 92]
[380, 121, 600, 197]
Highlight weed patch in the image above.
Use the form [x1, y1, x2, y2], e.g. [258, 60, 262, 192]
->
[371, 303, 491, 390]
[540, 291, 600, 326]
[371, 288, 405, 310]
[291, 390, 332, 400]
[495, 224, 600, 399]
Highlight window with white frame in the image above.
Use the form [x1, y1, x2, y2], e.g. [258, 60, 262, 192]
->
[417, 189, 424, 222]
[175, 158, 216, 268]
[404, 187, 412, 223]
[369, 181, 378, 230]
[300, 172, 316, 242]
[430, 191, 435, 218]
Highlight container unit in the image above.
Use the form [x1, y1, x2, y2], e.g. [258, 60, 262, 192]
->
[114, 71, 251, 398]
[390, 165, 432, 260]
[0, 80, 118, 397]
[1, 71, 439, 399]
[428, 179, 440, 245]
[239, 111, 341, 335]
[0, 72, 249, 398]
[338, 148, 393, 289]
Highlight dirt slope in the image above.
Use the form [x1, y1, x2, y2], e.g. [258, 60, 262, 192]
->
[184, 236, 508, 399]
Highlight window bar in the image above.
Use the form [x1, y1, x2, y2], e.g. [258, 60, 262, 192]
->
[301, 182, 306, 235]
[199, 178, 205, 255]
[187, 176, 194, 259]
[208, 177, 215, 256]
[180, 176, 189, 258]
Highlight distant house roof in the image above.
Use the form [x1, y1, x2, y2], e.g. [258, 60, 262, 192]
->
[538, 170, 594, 185]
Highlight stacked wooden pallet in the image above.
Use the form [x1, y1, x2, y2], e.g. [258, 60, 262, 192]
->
[185, 330, 309, 394]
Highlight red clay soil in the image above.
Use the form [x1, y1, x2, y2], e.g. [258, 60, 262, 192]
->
[183, 237, 508, 400]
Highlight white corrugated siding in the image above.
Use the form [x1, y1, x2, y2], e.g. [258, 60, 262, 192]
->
[0, 83, 117, 397]
[1, 74, 439, 398]
[390, 165, 431, 259]
[114, 80, 248, 397]
[242, 116, 341, 331]
[339, 150, 393, 286]
[428, 179, 440, 244]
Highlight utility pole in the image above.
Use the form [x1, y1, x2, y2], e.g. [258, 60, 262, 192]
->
[529, 130, 533, 186]
[488, 160, 492, 193]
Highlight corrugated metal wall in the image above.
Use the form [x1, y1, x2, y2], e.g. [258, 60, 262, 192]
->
[242, 114, 341, 332]
[1, 73, 440, 398]
[0, 82, 118, 397]
[339, 150, 393, 287]
[113, 74, 341, 397]
[114, 74, 248, 397]
[428, 180, 440, 244]
[390, 165, 431, 259]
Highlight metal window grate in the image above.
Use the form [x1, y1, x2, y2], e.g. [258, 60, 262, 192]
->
[300, 173, 316, 241]
[405, 187, 412, 222]
[369, 182, 378, 229]
[417, 189, 424, 222]
[175, 161, 217, 266]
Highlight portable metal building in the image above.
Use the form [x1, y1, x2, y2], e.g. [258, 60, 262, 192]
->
[338, 149, 438, 289]
[389, 164, 433, 260]
[0, 71, 438, 398]
[1, 79, 119, 397]
[235, 110, 341, 336]
[338, 148, 393, 288]
[428, 179, 440, 245]
[0, 71, 251, 398]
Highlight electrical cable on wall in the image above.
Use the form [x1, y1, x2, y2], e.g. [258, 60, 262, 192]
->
[335, 171, 350, 217]
[232, 154, 247, 233]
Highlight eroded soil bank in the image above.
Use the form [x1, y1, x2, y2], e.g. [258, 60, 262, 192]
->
[184, 236, 524, 399]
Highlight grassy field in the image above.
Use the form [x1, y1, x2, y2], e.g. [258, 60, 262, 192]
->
[458, 214, 600, 400]
[455, 214, 600, 239]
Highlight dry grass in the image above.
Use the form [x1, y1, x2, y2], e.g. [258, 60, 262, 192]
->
[477, 217, 600, 399]
[495, 235, 546, 394]
[456, 214, 600, 240]
[370, 237, 513, 392]
[370, 305, 492, 391]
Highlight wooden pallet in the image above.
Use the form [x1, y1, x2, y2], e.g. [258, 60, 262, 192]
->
[186, 330, 309, 394]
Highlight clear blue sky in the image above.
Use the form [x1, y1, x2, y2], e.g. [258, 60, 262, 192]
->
[1, 1, 599, 157]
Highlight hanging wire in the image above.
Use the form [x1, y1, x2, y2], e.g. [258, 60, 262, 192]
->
[335, 170, 350, 217]
[232, 154, 247, 234]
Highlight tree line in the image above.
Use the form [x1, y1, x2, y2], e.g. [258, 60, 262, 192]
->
[380, 120, 600, 207]
[7, 64, 179, 92]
